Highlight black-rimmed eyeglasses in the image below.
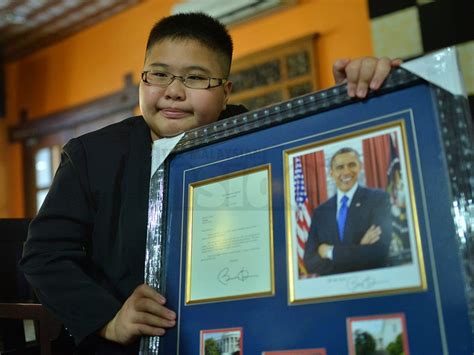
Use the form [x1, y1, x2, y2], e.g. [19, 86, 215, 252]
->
[141, 70, 227, 89]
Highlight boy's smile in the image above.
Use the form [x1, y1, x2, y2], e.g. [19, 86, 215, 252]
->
[159, 107, 191, 119]
[139, 39, 232, 140]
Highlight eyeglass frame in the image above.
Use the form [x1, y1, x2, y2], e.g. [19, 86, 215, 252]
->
[141, 70, 228, 89]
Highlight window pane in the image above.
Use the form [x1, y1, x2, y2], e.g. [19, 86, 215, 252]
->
[286, 51, 310, 78]
[230, 59, 281, 93]
[36, 189, 49, 212]
[289, 82, 313, 98]
[35, 148, 52, 188]
[240, 90, 283, 111]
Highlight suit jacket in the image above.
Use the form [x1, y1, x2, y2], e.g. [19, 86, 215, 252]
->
[303, 186, 392, 275]
[20, 116, 151, 350]
[20, 105, 248, 351]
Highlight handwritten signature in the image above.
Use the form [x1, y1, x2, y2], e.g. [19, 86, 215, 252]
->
[346, 276, 379, 291]
[217, 267, 258, 285]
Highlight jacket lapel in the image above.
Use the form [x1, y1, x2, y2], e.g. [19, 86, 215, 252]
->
[344, 186, 365, 243]
[325, 196, 341, 244]
[119, 117, 152, 284]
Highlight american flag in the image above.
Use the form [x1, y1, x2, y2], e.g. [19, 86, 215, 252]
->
[294, 156, 312, 276]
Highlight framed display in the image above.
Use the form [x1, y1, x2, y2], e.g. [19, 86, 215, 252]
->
[140, 50, 473, 354]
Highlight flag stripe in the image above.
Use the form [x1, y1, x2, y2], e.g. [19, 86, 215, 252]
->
[294, 156, 312, 276]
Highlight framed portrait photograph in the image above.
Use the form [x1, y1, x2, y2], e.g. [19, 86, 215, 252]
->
[200, 327, 243, 355]
[285, 121, 426, 303]
[347, 313, 409, 355]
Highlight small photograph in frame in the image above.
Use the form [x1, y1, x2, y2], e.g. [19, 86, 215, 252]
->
[262, 348, 326, 354]
[200, 327, 243, 355]
[285, 121, 426, 302]
[347, 313, 410, 355]
[186, 165, 274, 304]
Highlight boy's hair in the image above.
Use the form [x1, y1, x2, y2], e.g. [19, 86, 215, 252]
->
[146, 12, 233, 76]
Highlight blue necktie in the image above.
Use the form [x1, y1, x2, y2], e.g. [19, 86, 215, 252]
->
[338, 195, 348, 241]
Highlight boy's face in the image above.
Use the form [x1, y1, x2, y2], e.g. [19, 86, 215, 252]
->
[139, 39, 232, 140]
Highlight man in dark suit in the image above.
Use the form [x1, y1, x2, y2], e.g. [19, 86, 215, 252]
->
[303, 147, 391, 275]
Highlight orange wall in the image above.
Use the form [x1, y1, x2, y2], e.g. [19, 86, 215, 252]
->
[2, 0, 178, 218]
[232, 0, 373, 88]
[1, 0, 372, 217]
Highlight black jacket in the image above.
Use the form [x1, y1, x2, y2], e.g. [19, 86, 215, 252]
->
[20, 105, 247, 351]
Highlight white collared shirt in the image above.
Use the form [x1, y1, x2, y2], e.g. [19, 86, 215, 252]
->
[150, 133, 185, 176]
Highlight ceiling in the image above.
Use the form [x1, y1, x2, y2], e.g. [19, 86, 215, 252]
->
[0, 0, 144, 62]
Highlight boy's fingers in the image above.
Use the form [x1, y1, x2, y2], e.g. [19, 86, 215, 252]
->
[345, 59, 362, 97]
[336, 57, 401, 97]
[135, 298, 176, 320]
[133, 311, 176, 328]
[356, 57, 378, 97]
[355, 81, 369, 99]
[391, 58, 403, 67]
[134, 284, 166, 304]
[332, 58, 350, 84]
[369, 57, 391, 90]
[135, 323, 166, 337]
[346, 82, 356, 98]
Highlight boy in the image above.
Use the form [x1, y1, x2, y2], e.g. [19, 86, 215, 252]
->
[20, 12, 398, 353]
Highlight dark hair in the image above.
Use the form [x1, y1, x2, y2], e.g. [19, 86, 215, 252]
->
[145, 12, 233, 76]
[330, 147, 361, 168]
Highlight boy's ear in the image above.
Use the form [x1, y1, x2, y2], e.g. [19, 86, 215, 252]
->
[223, 80, 233, 106]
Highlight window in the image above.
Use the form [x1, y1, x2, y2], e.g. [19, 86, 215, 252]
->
[10, 74, 138, 217]
[229, 35, 318, 111]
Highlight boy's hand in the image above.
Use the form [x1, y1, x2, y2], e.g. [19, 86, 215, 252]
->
[333, 57, 402, 98]
[99, 284, 176, 345]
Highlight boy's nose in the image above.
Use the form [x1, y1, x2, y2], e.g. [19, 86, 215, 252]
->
[164, 79, 186, 101]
